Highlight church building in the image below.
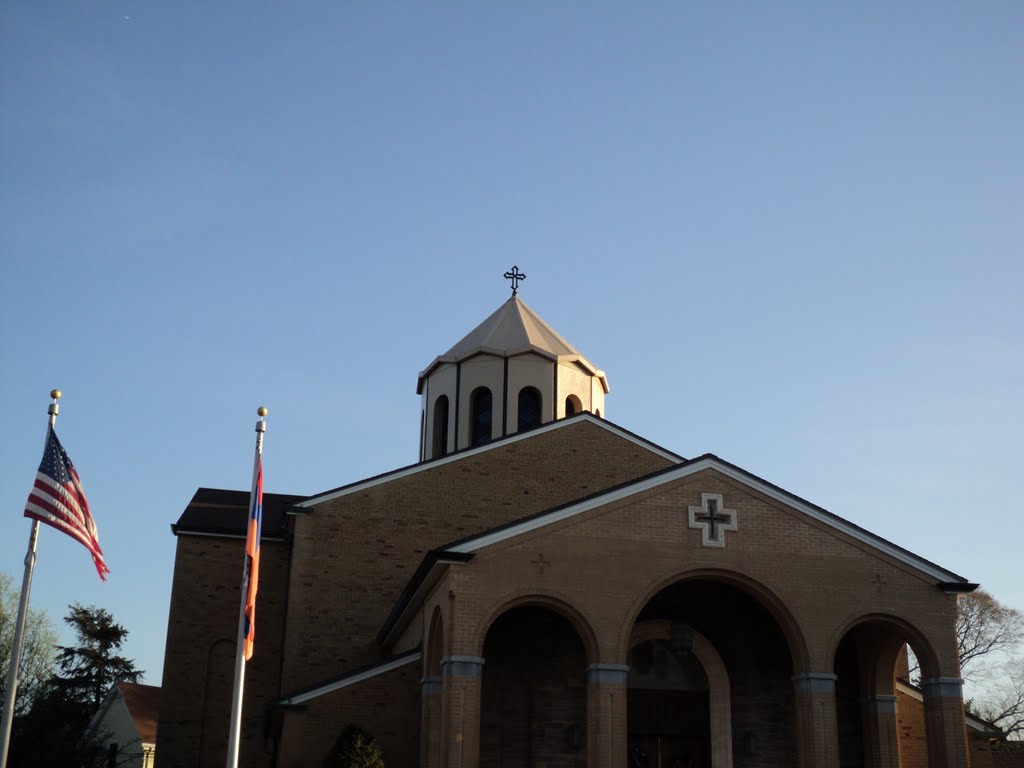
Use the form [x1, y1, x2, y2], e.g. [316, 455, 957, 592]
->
[158, 273, 986, 767]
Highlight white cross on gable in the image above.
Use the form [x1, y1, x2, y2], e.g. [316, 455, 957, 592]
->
[688, 493, 738, 548]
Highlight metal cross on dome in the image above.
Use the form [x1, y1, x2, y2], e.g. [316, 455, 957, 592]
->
[503, 265, 526, 296]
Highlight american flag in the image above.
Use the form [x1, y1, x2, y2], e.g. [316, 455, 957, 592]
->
[24, 426, 109, 580]
[242, 455, 263, 660]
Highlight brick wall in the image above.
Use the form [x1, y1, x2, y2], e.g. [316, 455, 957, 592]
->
[158, 534, 291, 768]
[993, 743, 1024, 768]
[277, 661, 421, 768]
[280, 420, 674, 694]
[436, 466, 963, 766]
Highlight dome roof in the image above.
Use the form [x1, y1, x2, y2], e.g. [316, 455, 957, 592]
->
[417, 296, 608, 394]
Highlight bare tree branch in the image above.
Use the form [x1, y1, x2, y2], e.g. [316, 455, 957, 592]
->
[974, 660, 1024, 741]
[957, 590, 1024, 680]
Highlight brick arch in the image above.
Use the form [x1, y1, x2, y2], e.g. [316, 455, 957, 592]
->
[828, 612, 943, 685]
[473, 589, 600, 666]
[198, 637, 234, 763]
[617, 566, 811, 674]
[424, 605, 445, 678]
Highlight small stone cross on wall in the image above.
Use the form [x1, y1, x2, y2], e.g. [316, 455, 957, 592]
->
[872, 573, 888, 595]
[688, 493, 738, 548]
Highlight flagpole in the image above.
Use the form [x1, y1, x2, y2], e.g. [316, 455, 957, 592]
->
[226, 407, 267, 768]
[0, 389, 61, 768]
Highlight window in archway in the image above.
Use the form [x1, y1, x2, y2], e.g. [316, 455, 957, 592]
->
[565, 394, 582, 417]
[518, 387, 542, 432]
[432, 396, 449, 457]
[470, 387, 492, 446]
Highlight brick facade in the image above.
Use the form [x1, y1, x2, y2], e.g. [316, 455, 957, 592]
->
[159, 415, 984, 768]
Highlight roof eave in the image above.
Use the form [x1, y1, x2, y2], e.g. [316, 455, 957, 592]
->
[377, 551, 474, 648]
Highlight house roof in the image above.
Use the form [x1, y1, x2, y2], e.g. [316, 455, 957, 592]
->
[117, 682, 160, 744]
[83, 681, 161, 747]
[378, 452, 976, 646]
[417, 295, 609, 393]
[172, 487, 306, 539]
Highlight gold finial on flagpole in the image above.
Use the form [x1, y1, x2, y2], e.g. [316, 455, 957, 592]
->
[49, 390, 61, 419]
[50, 389, 61, 401]
[257, 407, 268, 417]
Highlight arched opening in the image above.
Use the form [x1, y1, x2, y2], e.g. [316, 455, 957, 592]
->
[565, 394, 582, 417]
[199, 638, 234, 768]
[517, 386, 542, 432]
[426, 606, 444, 679]
[480, 606, 588, 767]
[431, 396, 449, 457]
[594, 408, 601, 418]
[832, 616, 942, 768]
[629, 578, 798, 767]
[628, 637, 710, 767]
[470, 387, 492, 446]
[421, 607, 445, 768]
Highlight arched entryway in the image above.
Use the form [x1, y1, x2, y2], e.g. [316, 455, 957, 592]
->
[832, 615, 947, 768]
[627, 577, 801, 767]
[479, 605, 589, 767]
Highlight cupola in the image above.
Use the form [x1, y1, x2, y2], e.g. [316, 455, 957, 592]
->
[417, 268, 609, 460]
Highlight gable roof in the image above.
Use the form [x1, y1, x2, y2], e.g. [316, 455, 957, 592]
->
[417, 295, 609, 393]
[117, 682, 160, 744]
[82, 681, 160, 747]
[290, 413, 683, 510]
[378, 452, 976, 646]
[442, 453, 974, 583]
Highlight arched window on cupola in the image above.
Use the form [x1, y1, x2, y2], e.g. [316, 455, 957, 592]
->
[432, 395, 449, 457]
[518, 387, 542, 432]
[565, 394, 582, 418]
[470, 387, 493, 446]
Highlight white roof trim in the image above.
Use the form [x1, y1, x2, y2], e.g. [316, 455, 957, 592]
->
[293, 414, 682, 509]
[447, 456, 964, 584]
[279, 652, 422, 706]
[380, 558, 462, 648]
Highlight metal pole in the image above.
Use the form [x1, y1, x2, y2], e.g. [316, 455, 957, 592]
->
[226, 407, 267, 768]
[0, 389, 61, 768]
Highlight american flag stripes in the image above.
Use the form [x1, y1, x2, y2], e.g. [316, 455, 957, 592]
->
[242, 455, 263, 660]
[23, 426, 109, 580]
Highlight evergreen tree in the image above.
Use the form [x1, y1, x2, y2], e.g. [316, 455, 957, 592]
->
[52, 603, 142, 710]
[7, 604, 141, 768]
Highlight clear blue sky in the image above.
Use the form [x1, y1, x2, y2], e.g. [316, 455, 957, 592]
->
[2, 3, 1021, 688]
